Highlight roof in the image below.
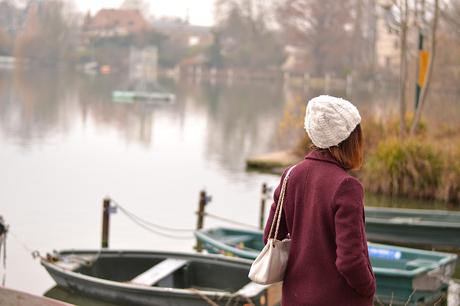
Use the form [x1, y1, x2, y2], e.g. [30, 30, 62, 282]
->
[151, 18, 211, 36]
[85, 9, 148, 33]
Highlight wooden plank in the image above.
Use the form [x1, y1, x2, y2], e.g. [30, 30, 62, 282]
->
[236, 282, 268, 297]
[130, 259, 188, 286]
[220, 235, 253, 245]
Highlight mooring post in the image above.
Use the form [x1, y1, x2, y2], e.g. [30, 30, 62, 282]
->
[101, 197, 111, 249]
[195, 190, 208, 252]
[260, 183, 268, 230]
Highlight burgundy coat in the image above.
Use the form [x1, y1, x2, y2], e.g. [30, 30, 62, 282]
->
[263, 150, 376, 306]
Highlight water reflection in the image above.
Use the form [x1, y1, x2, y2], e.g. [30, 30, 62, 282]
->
[0, 69, 74, 145]
[0, 70, 285, 168]
[45, 286, 125, 306]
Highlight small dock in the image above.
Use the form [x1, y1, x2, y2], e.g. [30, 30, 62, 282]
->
[0, 287, 73, 306]
[246, 150, 300, 173]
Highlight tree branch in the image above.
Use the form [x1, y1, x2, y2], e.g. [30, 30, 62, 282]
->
[409, 0, 439, 135]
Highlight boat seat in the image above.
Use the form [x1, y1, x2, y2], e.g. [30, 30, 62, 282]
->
[220, 235, 253, 245]
[130, 258, 188, 286]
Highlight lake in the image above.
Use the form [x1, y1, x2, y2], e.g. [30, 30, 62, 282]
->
[0, 69, 458, 304]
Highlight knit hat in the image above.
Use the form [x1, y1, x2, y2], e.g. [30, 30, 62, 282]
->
[304, 95, 361, 149]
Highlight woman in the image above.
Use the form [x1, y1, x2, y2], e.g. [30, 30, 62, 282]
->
[263, 95, 376, 305]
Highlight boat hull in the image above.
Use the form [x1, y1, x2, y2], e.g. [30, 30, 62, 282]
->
[365, 207, 460, 248]
[42, 250, 280, 306]
[195, 227, 457, 306]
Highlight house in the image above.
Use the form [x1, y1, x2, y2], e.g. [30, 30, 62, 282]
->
[281, 45, 309, 77]
[83, 9, 149, 38]
[375, 7, 417, 73]
[151, 17, 212, 47]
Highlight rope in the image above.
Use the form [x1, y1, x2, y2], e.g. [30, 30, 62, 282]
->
[111, 200, 195, 233]
[112, 201, 194, 240]
[8, 229, 43, 260]
[187, 288, 219, 306]
[120, 211, 194, 240]
[112, 199, 260, 234]
[8, 231, 36, 254]
[224, 293, 256, 306]
[403, 289, 416, 306]
[187, 288, 256, 306]
[203, 212, 259, 230]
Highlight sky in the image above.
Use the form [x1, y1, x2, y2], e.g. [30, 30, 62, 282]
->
[76, 0, 215, 26]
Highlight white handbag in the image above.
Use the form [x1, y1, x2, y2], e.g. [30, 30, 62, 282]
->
[248, 165, 296, 285]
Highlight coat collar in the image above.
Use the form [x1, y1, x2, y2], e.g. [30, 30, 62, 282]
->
[305, 149, 344, 169]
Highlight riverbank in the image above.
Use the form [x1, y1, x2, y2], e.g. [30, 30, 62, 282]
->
[247, 118, 460, 205]
[246, 150, 301, 174]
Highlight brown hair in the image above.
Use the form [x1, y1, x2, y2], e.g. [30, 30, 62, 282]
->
[312, 124, 364, 170]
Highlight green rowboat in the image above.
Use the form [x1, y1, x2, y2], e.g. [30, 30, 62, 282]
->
[195, 227, 457, 305]
[365, 207, 460, 248]
[42, 249, 281, 306]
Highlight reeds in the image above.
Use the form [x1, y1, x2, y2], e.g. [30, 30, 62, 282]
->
[363, 138, 443, 199]
[360, 118, 459, 204]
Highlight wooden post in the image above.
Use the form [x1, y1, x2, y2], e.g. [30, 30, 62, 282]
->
[101, 198, 111, 249]
[195, 190, 208, 252]
[260, 183, 268, 230]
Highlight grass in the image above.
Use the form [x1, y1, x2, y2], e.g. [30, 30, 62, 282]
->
[281, 104, 460, 204]
[363, 138, 443, 199]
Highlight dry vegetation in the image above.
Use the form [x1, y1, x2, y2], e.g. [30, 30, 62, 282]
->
[279, 99, 460, 204]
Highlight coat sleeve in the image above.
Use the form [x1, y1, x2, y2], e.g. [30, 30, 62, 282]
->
[333, 177, 376, 298]
[263, 170, 289, 244]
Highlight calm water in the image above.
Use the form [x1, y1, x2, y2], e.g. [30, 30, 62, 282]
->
[0, 69, 458, 304]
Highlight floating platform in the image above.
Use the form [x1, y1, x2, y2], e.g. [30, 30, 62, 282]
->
[112, 91, 176, 104]
[245, 150, 300, 173]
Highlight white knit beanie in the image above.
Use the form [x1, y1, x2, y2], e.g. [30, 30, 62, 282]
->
[304, 95, 361, 149]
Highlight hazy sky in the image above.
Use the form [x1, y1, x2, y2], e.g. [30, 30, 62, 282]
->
[76, 0, 215, 26]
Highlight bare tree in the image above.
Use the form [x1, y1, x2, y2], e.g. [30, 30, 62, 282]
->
[399, 0, 410, 137]
[276, 0, 354, 76]
[214, 0, 284, 69]
[441, 0, 460, 38]
[350, 0, 378, 75]
[410, 0, 440, 135]
[14, 0, 78, 65]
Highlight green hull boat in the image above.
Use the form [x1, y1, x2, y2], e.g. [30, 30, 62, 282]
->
[42, 249, 281, 306]
[195, 227, 457, 305]
[365, 207, 460, 248]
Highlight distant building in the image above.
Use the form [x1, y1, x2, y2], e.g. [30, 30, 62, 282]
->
[0, 1, 26, 39]
[151, 18, 212, 47]
[83, 9, 149, 38]
[281, 46, 309, 76]
[375, 7, 417, 73]
[178, 53, 210, 72]
[129, 46, 158, 81]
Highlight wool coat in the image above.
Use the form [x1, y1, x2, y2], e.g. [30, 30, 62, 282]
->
[263, 150, 376, 306]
